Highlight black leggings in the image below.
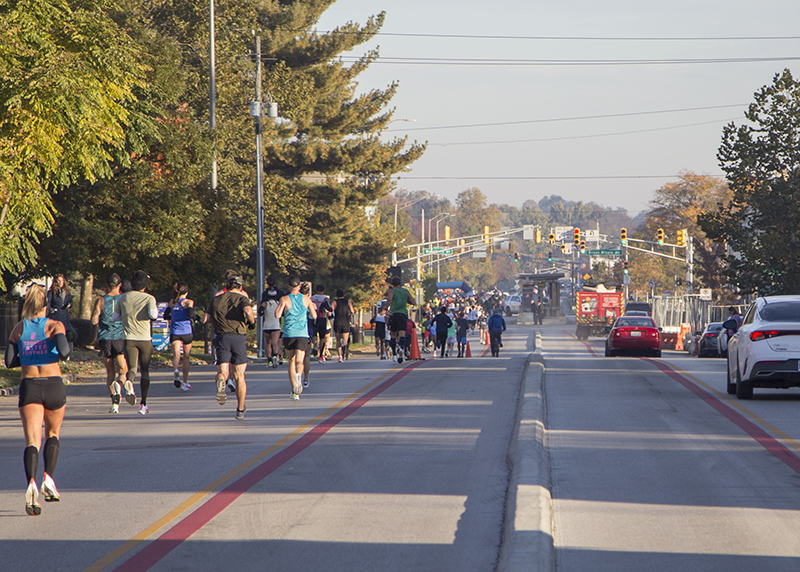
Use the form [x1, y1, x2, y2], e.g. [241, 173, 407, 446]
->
[125, 340, 153, 404]
[437, 333, 448, 357]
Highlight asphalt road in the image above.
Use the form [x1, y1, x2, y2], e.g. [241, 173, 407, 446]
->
[542, 324, 800, 572]
[0, 327, 530, 572]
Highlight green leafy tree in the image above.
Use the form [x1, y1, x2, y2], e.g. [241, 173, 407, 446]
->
[0, 0, 148, 283]
[700, 69, 800, 294]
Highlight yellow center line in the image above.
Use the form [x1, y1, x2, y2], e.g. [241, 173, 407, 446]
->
[660, 359, 800, 454]
[83, 365, 406, 572]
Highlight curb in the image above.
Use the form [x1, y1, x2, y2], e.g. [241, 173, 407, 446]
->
[497, 337, 554, 572]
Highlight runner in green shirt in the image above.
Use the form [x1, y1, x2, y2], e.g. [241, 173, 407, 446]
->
[385, 276, 413, 364]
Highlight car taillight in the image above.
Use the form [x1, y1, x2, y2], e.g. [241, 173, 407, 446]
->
[750, 330, 800, 341]
[704, 333, 717, 338]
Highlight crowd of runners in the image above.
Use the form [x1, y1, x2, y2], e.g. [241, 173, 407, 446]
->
[5, 268, 516, 516]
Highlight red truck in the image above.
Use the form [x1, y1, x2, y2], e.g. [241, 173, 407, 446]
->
[575, 291, 623, 340]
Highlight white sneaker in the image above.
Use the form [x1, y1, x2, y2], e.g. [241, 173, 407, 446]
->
[181, 382, 192, 391]
[123, 380, 136, 406]
[139, 403, 149, 416]
[41, 473, 60, 502]
[109, 402, 120, 414]
[173, 369, 181, 388]
[293, 373, 303, 395]
[25, 479, 41, 515]
[226, 378, 236, 393]
[291, 393, 300, 400]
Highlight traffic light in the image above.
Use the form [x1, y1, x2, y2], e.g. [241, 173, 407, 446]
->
[548, 232, 556, 245]
[580, 239, 586, 253]
[483, 225, 490, 244]
[573, 228, 581, 246]
[560, 244, 566, 253]
[620, 227, 628, 245]
[513, 252, 520, 263]
[676, 229, 686, 247]
[656, 228, 664, 246]
[548, 251, 553, 261]
[623, 261, 629, 275]
[444, 225, 450, 241]
[535, 230, 542, 243]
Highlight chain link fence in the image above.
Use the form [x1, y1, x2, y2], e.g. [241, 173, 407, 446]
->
[651, 296, 749, 333]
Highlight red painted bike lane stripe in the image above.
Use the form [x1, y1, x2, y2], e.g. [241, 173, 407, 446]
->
[114, 361, 424, 572]
[644, 358, 800, 475]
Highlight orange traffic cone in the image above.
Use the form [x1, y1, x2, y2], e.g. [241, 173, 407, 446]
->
[465, 341, 472, 358]
[409, 331, 421, 360]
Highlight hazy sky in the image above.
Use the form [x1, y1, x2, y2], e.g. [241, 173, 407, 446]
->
[316, 0, 800, 215]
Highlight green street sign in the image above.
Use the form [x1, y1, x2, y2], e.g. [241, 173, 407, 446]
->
[423, 247, 453, 255]
[587, 249, 622, 256]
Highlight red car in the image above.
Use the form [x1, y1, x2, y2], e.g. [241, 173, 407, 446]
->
[605, 316, 661, 357]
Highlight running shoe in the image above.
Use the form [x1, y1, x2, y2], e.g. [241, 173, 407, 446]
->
[291, 392, 300, 401]
[293, 373, 303, 396]
[109, 402, 120, 414]
[25, 479, 41, 516]
[381, 353, 387, 360]
[392, 355, 397, 363]
[41, 473, 60, 502]
[397, 355, 404, 364]
[181, 382, 192, 391]
[303, 377, 309, 388]
[173, 369, 181, 388]
[111, 380, 121, 398]
[278, 357, 284, 365]
[123, 380, 136, 406]
[235, 407, 246, 421]
[216, 378, 228, 405]
[338, 356, 344, 363]
[226, 378, 236, 393]
[139, 404, 149, 416]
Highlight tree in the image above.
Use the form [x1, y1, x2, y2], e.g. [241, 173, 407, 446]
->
[0, 0, 149, 284]
[700, 69, 800, 294]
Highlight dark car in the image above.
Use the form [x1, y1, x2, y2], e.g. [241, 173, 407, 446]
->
[605, 316, 661, 357]
[697, 322, 723, 357]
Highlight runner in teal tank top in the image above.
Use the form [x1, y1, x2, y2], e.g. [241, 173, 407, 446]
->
[275, 276, 317, 400]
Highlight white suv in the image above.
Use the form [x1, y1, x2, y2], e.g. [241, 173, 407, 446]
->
[727, 296, 800, 399]
[503, 295, 522, 316]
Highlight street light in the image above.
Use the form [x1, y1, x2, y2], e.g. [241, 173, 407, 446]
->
[392, 194, 434, 265]
[434, 213, 454, 282]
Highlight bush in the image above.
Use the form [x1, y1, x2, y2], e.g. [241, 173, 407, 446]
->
[72, 319, 96, 348]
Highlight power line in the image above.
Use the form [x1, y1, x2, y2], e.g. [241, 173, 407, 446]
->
[395, 175, 718, 181]
[389, 103, 747, 132]
[428, 118, 739, 146]
[312, 30, 800, 42]
[339, 55, 800, 66]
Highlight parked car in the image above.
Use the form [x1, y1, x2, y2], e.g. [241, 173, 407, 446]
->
[605, 315, 661, 357]
[726, 296, 800, 399]
[503, 294, 522, 316]
[697, 322, 724, 357]
[625, 302, 652, 315]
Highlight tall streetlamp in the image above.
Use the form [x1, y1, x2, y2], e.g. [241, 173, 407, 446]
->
[249, 35, 278, 357]
[391, 195, 432, 265]
[432, 213, 453, 282]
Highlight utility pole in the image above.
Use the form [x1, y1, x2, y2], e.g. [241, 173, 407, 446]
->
[252, 35, 265, 357]
[686, 236, 694, 295]
[209, 0, 217, 191]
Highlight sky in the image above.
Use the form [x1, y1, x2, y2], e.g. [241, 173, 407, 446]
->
[316, 0, 800, 216]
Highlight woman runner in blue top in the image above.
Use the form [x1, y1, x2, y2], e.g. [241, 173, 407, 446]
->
[275, 275, 317, 400]
[5, 284, 71, 515]
[164, 281, 195, 391]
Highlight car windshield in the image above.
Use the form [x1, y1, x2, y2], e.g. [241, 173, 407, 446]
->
[707, 323, 723, 332]
[615, 318, 655, 328]
[759, 302, 800, 322]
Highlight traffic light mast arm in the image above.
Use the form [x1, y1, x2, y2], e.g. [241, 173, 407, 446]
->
[624, 243, 685, 262]
[625, 236, 686, 249]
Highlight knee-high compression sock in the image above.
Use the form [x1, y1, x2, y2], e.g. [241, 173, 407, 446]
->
[390, 338, 397, 354]
[398, 337, 406, 351]
[24, 446, 39, 482]
[44, 437, 59, 476]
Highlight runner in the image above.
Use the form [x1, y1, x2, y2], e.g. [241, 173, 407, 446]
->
[259, 275, 285, 368]
[275, 276, 317, 400]
[203, 273, 255, 420]
[373, 302, 388, 359]
[90, 273, 129, 413]
[487, 308, 507, 357]
[478, 310, 488, 345]
[310, 285, 333, 362]
[456, 311, 470, 358]
[216, 269, 250, 394]
[163, 281, 195, 391]
[385, 276, 413, 363]
[5, 284, 71, 515]
[118, 270, 158, 415]
[431, 307, 452, 359]
[445, 311, 457, 358]
[331, 288, 354, 363]
[467, 305, 478, 334]
[301, 282, 314, 387]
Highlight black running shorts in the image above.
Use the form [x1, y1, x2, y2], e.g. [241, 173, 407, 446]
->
[283, 337, 309, 352]
[315, 317, 329, 335]
[333, 321, 350, 335]
[170, 333, 194, 345]
[374, 322, 386, 339]
[98, 339, 125, 358]
[18, 377, 67, 410]
[213, 333, 249, 365]
[389, 313, 408, 333]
